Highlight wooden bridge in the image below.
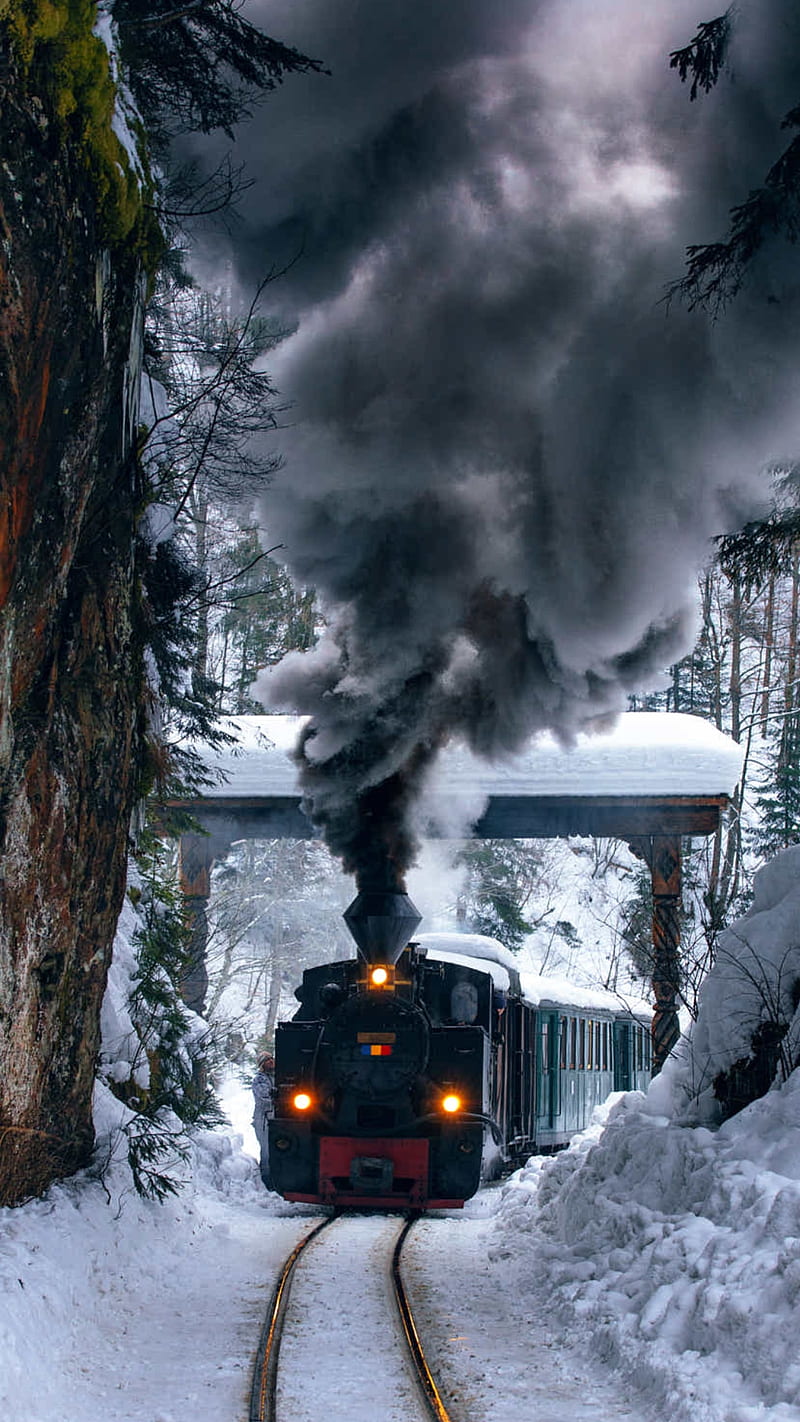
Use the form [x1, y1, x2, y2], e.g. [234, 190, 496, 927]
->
[168, 712, 744, 1072]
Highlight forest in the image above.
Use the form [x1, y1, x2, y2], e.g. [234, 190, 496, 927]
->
[2, 0, 800, 1215]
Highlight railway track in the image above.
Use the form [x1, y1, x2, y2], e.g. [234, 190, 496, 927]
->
[249, 1212, 457, 1422]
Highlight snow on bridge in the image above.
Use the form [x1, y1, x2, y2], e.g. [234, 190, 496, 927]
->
[169, 711, 743, 1070]
[173, 710, 743, 841]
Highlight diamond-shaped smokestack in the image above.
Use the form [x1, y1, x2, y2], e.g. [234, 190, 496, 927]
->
[343, 890, 422, 965]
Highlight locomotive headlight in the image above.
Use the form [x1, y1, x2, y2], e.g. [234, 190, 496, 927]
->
[441, 1094, 462, 1114]
[292, 1092, 313, 1111]
[371, 966, 389, 987]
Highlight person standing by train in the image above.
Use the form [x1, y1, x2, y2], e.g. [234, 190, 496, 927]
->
[252, 1051, 275, 1190]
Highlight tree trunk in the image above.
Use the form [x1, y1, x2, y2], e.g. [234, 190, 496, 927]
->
[760, 574, 775, 733]
[0, 48, 144, 1203]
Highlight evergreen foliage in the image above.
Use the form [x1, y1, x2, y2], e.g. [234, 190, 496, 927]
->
[752, 714, 800, 858]
[716, 467, 800, 590]
[119, 830, 224, 1200]
[667, 8, 800, 310]
[456, 841, 539, 951]
[138, 535, 233, 799]
[218, 528, 317, 713]
[113, 0, 326, 146]
[669, 11, 733, 101]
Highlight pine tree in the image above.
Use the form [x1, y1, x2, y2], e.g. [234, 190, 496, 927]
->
[218, 528, 317, 713]
[752, 714, 800, 859]
[668, 8, 800, 311]
[455, 841, 541, 952]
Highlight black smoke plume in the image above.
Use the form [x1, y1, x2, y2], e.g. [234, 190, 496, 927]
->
[202, 0, 800, 891]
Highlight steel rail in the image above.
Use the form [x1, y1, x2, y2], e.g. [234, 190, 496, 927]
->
[249, 1215, 334, 1422]
[250, 1211, 456, 1422]
[392, 1216, 457, 1422]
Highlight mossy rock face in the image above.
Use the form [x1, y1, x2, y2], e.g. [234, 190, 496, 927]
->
[3, 1, 161, 264]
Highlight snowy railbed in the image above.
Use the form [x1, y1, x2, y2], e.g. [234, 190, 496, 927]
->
[0, 1089, 309, 1422]
[493, 1083, 800, 1422]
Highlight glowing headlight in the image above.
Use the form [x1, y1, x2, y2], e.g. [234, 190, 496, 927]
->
[441, 1094, 461, 1114]
[371, 966, 389, 986]
[292, 1092, 312, 1111]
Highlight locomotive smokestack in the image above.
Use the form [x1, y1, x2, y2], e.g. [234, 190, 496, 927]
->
[343, 889, 422, 966]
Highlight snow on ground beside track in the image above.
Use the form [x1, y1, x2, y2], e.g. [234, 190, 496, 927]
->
[494, 1083, 800, 1422]
[0, 1090, 312, 1422]
[405, 1196, 652, 1422]
[6, 841, 800, 1422]
[4, 1076, 800, 1422]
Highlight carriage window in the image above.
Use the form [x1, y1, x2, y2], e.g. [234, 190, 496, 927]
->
[595, 1021, 601, 1069]
[560, 1017, 568, 1069]
[541, 1021, 550, 1072]
[603, 1022, 609, 1070]
[450, 980, 479, 1023]
[569, 1017, 577, 1069]
[586, 1020, 593, 1068]
[645, 1031, 651, 1068]
[578, 1019, 585, 1069]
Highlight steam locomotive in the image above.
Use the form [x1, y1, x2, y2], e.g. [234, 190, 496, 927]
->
[267, 890, 651, 1210]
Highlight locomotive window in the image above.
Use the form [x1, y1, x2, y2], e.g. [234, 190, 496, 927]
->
[578, 1019, 585, 1069]
[450, 980, 479, 1024]
[569, 1017, 577, 1069]
[560, 1018, 567, 1069]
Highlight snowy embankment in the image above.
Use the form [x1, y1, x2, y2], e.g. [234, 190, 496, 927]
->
[0, 874, 312, 1422]
[0, 1082, 310, 1422]
[4, 849, 800, 1421]
[494, 1085, 800, 1422]
[493, 847, 800, 1422]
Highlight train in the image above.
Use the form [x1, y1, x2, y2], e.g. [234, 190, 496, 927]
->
[265, 887, 651, 1210]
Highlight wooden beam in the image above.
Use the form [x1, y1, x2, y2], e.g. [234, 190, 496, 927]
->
[167, 793, 727, 843]
[629, 834, 683, 1075]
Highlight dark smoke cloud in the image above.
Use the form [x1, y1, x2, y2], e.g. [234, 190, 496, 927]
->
[210, 0, 800, 890]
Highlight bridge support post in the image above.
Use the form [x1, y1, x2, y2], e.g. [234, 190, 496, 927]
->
[177, 833, 220, 1015]
[629, 834, 682, 1075]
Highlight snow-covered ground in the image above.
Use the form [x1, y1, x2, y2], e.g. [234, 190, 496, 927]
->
[3, 1067, 800, 1422]
[5, 849, 800, 1422]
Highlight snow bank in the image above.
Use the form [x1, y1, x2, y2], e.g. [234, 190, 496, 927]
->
[0, 1105, 300, 1422]
[489, 850, 800, 1421]
[494, 1085, 800, 1421]
[667, 845, 800, 1120]
[0, 861, 295, 1422]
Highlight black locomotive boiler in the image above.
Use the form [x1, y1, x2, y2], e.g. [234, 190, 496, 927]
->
[267, 890, 651, 1210]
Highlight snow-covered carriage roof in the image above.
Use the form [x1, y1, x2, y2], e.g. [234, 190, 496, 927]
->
[416, 930, 651, 1019]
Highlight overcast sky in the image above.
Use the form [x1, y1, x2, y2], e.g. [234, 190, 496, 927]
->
[191, 0, 800, 886]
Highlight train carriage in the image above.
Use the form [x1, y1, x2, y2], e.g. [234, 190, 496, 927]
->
[268, 920, 651, 1210]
